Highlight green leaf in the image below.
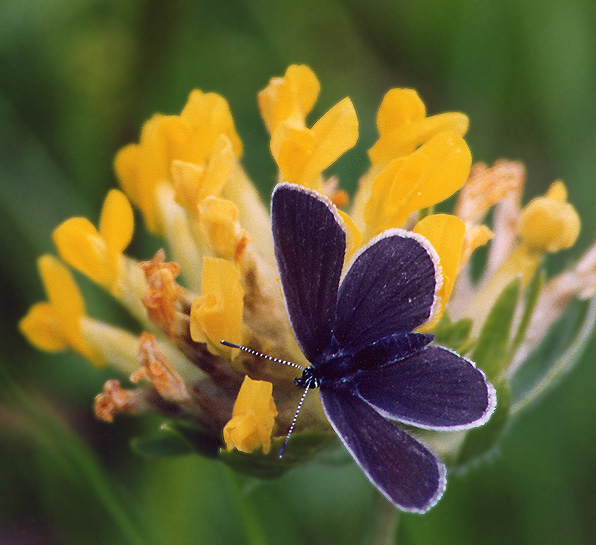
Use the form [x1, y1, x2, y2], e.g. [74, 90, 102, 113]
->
[507, 268, 545, 362]
[163, 421, 223, 458]
[131, 421, 222, 458]
[471, 278, 521, 381]
[131, 432, 193, 457]
[218, 431, 334, 480]
[454, 379, 510, 467]
[510, 295, 596, 413]
[432, 315, 473, 352]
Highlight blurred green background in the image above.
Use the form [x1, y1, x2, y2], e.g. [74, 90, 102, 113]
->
[2, 0, 596, 543]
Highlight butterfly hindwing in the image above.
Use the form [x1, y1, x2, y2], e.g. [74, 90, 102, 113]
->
[271, 183, 347, 362]
[320, 386, 446, 513]
[353, 346, 497, 430]
[333, 230, 441, 354]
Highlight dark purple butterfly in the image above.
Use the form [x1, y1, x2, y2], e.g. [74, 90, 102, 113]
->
[270, 182, 496, 513]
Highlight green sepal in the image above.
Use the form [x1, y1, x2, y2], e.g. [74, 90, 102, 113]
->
[452, 379, 510, 468]
[432, 314, 473, 352]
[218, 431, 335, 480]
[471, 278, 521, 381]
[131, 421, 222, 458]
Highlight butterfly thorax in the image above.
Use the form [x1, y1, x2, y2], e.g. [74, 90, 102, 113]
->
[295, 349, 356, 390]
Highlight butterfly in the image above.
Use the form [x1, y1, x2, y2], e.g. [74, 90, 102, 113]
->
[269, 182, 496, 513]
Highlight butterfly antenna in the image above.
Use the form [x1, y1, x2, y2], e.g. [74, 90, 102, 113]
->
[219, 340, 305, 371]
[220, 340, 309, 458]
[278, 383, 311, 458]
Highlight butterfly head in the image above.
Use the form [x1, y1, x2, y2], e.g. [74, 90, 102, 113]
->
[294, 366, 320, 389]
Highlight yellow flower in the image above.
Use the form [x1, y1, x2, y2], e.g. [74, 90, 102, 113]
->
[498, 180, 580, 287]
[259, 64, 358, 191]
[368, 88, 469, 169]
[361, 131, 471, 239]
[258, 64, 320, 134]
[223, 376, 278, 454]
[518, 181, 580, 253]
[114, 91, 242, 234]
[19, 255, 102, 365]
[464, 180, 582, 332]
[52, 189, 134, 296]
[197, 196, 251, 261]
[190, 257, 244, 354]
[171, 135, 235, 214]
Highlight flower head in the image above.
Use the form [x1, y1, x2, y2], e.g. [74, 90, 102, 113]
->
[20, 66, 596, 505]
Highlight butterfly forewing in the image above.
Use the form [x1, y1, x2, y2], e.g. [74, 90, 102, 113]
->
[333, 230, 440, 354]
[320, 387, 446, 513]
[353, 346, 497, 430]
[349, 332, 434, 373]
[271, 183, 346, 362]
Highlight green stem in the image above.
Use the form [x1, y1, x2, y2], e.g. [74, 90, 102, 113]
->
[225, 471, 268, 545]
[362, 492, 400, 545]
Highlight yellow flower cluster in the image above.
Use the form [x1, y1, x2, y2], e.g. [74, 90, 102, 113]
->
[19, 65, 592, 456]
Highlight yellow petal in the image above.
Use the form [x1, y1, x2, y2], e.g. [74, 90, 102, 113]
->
[518, 181, 580, 252]
[171, 160, 206, 212]
[19, 302, 67, 352]
[272, 126, 316, 184]
[302, 97, 359, 183]
[20, 255, 101, 363]
[369, 88, 469, 167]
[223, 376, 278, 454]
[99, 189, 134, 255]
[114, 115, 191, 234]
[53, 191, 133, 296]
[180, 90, 242, 160]
[115, 90, 242, 236]
[198, 197, 248, 260]
[364, 131, 471, 237]
[337, 210, 362, 264]
[190, 257, 244, 351]
[53, 218, 111, 287]
[461, 225, 493, 269]
[258, 64, 320, 134]
[39, 255, 87, 350]
[272, 98, 358, 189]
[376, 88, 426, 134]
[113, 144, 142, 206]
[399, 131, 471, 211]
[363, 153, 427, 234]
[201, 134, 235, 199]
[414, 214, 465, 307]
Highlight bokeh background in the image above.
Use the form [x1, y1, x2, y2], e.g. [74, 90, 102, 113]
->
[2, 1, 596, 544]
